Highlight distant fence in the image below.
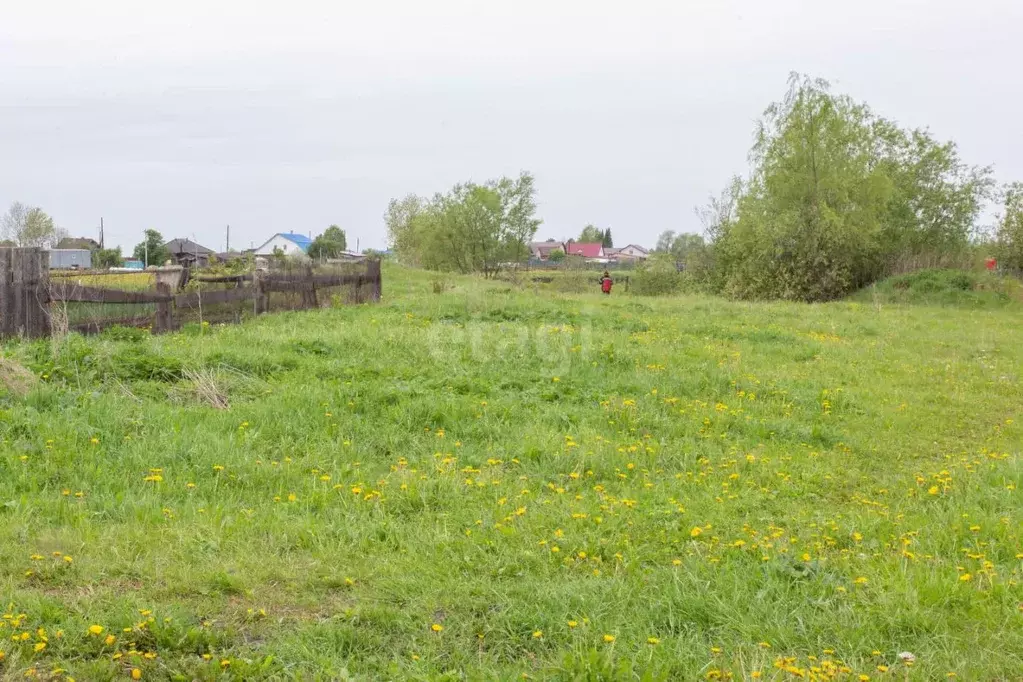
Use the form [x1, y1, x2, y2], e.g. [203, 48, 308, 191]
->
[0, 247, 381, 340]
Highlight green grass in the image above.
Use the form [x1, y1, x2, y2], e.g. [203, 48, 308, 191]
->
[854, 268, 1023, 308]
[1, 265, 1020, 680]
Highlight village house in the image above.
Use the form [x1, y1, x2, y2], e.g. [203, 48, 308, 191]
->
[165, 238, 215, 268]
[253, 232, 313, 259]
[606, 244, 649, 261]
[528, 240, 566, 261]
[564, 242, 605, 260]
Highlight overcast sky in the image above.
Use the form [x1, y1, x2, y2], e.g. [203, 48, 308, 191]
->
[2, 0, 1021, 252]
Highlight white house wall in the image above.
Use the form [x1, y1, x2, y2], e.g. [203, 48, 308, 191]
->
[254, 234, 310, 258]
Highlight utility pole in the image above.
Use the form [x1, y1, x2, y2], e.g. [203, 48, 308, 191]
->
[99, 217, 105, 249]
[226, 224, 230, 253]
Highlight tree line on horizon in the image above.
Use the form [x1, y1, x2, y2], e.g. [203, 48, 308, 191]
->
[4, 73, 1022, 300]
[384, 73, 1023, 300]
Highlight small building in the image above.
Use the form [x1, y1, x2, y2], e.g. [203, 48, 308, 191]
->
[564, 242, 605, 260]
[615, 244, 649, 260]
[528, 240, 567, 261]
[164, 238, 215, 268]
[55, 237, 101, 251]
[253, 233, 314, 259]
[48, 249, 92, 270]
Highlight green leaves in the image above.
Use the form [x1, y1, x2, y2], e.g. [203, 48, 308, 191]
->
[132, 229, 170, 267]
[714, 74, 992, 301]
[308, 225, 348, 260]
[385, 172, 541, 277]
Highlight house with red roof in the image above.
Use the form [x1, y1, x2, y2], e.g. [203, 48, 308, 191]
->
[564, 242, 605, 260]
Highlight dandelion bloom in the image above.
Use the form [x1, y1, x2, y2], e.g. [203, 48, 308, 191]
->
[532, 631, 543, 639]
[131, 669, 142, 680]
[88, 625, 104, 635]
[603, 634, 616, 643]
[647, 637, 660, 645]
[567, 621, 578, 628]
[690, 527, 702, 538]
[431, 623, 444, 632]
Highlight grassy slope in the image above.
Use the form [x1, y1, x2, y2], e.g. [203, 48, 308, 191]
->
[0, 265, 1020, 680]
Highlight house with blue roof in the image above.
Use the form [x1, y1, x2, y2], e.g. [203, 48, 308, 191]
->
[253, 232, 314, 259]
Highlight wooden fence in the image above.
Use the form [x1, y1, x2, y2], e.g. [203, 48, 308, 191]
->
[0, 247, 382, 340]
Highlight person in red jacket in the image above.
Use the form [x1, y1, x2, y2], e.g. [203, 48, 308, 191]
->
[600, 271, 613, 295]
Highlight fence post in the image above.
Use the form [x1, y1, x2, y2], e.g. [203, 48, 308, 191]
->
[305, 264, 317, 308]
[154, 281, 172, 333]
[252, 269, 268, 315]
[0, 248, 13, 338]
[367, 258, 381, 301]
[0, 247, 50, 339]
[151, 265, 182, 333]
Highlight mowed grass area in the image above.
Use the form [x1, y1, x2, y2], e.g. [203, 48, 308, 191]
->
[1, 265, 1020, 681]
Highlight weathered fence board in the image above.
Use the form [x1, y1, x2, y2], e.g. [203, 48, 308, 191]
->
[1, 255, 382, 339]
[175, 286, 254, 308]
[192, 273, 253, 284]
[49, 282, 172, 304]
[0, 248, 50, 338]
[0, 249, 12, 338]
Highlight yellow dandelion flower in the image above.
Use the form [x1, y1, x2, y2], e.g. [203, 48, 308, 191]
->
[532, 630, 543, 639]
[131, 669, 142, 680]
[602, 634, 616, 643]
[34, 641, 46, 652]
[567, 620, 578, 628]
[959, 573, 972, 582]
[431, 623, 444, 632]
[88, 625, 104, 635]
[647, 637, 660, 645]
[690, 527, 703, 538]
[105, 634, 116, 646]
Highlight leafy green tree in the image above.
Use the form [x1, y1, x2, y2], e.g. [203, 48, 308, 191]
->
[579, 224, 604, 243]
[387, 172, 541, 276]
[94, 247, 123, 269]
[548, 249, 565, 263]
[132, 229, 171, 266]
[1, 202, 66, 247]
[602, 228, 613, 248]
[995, 182, 1023, 272]
[385, 194, 428, 266]
[654, 230, 677, 253]
[308, 225, 348, 259]
[712, 74, 991, 301]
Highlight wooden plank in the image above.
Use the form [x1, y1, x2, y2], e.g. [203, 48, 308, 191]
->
[265, 279, 317, 293]
[192, 273, 252, 283]
[153, 282, 173, 333]
[252, 269, 268, 315]
[29, 249, 50, 338]
[174, 286, 254, 308]
[11, 249, 25, 336]
[49, 281, 171, 304]
[367, 259, 382, 301]
[306, 273, 366, 287]
[0, 249, 13, 338]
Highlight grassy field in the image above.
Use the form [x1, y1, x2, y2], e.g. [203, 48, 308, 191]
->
[0, 265, 1020, 680]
